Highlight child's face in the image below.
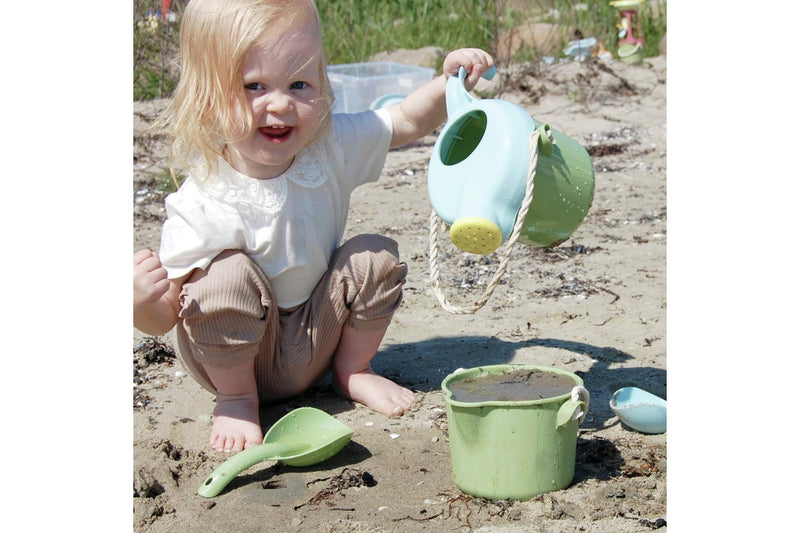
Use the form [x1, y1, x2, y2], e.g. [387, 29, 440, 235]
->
[226, 21, 325, 179]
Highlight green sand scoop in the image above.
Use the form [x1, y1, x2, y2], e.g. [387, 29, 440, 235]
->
[198, 407, 354, 498]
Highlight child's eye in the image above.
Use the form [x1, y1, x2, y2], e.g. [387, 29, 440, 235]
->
[290, 81, 309, 90]
[244, 82, 265, 91]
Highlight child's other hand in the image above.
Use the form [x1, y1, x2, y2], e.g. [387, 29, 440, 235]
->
[134, 249, 170, 307]
[442, 48, 494, 92]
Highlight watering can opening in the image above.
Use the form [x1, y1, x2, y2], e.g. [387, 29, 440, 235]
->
[439, 110, 487, 166]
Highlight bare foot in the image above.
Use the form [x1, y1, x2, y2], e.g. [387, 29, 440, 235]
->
[334, 366, 416, 417]
[209, 392, 263, 452]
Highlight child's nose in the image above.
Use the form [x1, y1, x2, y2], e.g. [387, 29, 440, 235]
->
[263, 90, 292, 114]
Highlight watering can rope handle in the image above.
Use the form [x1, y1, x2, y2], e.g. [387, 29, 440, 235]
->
[429, 129, 543, 314]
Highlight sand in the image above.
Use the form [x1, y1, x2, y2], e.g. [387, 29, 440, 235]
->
[133, 54, 667, 532]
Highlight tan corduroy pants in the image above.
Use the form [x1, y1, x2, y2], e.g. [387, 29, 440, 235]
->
[174, 234, 407, 403]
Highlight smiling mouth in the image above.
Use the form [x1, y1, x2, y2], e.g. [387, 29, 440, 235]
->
[260, 125, 292, 141]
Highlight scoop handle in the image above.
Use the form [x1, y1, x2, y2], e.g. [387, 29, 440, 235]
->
[197, 442, 290, 498]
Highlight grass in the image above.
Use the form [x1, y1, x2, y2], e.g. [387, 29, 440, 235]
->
[317, 1, 665, 67]
[134, 0, 665, 101]
[154, 167, 185, 193]
[133, 0, 183, 101]
[316, 0, 497, 67]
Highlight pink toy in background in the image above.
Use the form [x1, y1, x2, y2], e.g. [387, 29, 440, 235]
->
[161, 0, 172, 21]
[610, 0, 646, 64]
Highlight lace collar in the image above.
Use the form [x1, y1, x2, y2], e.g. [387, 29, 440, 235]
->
[198, 144, 327, 215]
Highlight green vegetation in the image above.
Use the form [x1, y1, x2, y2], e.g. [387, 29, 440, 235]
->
[155, 166, 185, 193]
[133, 0, 665, 101]
[133, 0, 184, 101]
[317, 0, 666, 66]
[316, 0, 496, 67]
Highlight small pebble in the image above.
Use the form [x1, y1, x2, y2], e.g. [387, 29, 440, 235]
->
[389, 433, 399, 439]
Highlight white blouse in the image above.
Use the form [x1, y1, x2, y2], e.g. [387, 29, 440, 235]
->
[159, 109, 394, 308]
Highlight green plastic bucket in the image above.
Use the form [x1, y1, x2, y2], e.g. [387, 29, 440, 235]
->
[442, 365, 589, 500]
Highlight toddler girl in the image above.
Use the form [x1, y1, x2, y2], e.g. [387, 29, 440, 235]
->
[133, 0, 493, 453]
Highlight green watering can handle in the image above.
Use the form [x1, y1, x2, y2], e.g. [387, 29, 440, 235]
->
[556, 385, 591, 428]
[536, 123, 554, 156]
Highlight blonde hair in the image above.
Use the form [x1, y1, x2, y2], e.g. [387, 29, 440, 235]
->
[155, 0, 333, 181]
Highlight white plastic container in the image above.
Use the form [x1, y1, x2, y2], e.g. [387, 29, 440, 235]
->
[327, 61, 435, 114]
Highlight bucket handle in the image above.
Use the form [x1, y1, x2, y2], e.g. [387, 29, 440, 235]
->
[556, 386, 591, 428]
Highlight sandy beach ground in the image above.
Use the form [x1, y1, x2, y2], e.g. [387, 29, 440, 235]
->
[133, 54, 667, 532]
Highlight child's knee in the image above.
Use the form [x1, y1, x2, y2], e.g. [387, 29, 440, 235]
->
[178, 250, 275, 348]
[335, 235, 407, 322]
[181, 250, 273, 317]
[339, 234, 407, 284]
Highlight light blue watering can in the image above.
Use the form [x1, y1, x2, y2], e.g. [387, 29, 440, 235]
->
[428, 66, 595, 255]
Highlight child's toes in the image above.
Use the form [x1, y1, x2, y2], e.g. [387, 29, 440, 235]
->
[244, 434, 261, 449]
[397, 389, 416, 409]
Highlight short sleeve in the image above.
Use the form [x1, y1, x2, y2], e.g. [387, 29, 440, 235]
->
[331, 108, 393, 189]
[158, 182, 246, 279]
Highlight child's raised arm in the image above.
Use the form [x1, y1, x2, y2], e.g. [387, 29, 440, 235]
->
[134, 249, 187, 335]
[385, 48, 494, 148]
